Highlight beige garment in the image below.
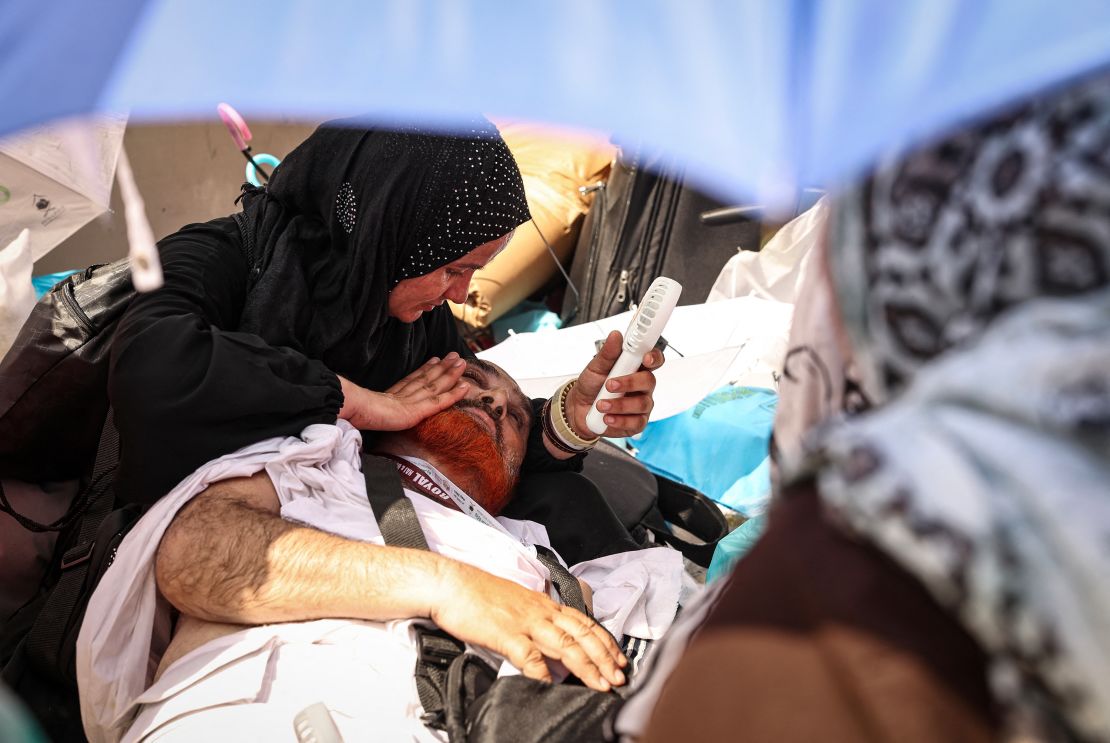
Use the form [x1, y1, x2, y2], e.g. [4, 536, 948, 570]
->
[770, 223, 865, 481]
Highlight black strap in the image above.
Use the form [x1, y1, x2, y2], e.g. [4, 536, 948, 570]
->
[231, 210, 256, 270]
[360, 452, 594, 731]
[534, 545, 590, 618]
[361, 454, 588, 615]
[646, 477, 729, 569]
[24, 411, 121, 683]
[360, 453, 445, 722]
[360, 454, 430, 551]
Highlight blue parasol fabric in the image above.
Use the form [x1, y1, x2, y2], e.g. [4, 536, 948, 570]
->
[3, 0, 1110, 204]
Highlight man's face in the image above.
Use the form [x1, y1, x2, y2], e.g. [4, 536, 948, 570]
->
[455, 359, 531, 469]
[401, 359, 531, 514]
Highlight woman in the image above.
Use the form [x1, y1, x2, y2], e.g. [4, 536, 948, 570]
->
[624, 71, 1110, 743]
[109, 118, 660, 540]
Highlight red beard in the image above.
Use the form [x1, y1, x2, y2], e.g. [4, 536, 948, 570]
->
[402, 407, 516, 515]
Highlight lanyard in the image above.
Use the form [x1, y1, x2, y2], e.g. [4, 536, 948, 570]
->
[379, 455, 578, 610]
[380, 453, 523, 544]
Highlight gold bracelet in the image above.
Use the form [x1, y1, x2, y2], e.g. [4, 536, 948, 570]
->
[550, 379, 600, 450]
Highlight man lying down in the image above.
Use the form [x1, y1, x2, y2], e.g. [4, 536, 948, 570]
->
[77, 359, 689, 742]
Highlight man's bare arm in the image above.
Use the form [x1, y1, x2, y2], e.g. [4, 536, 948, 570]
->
[156, 472, 444, 624]
[155, 473, 626, 690]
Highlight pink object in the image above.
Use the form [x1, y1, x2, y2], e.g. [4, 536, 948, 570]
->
[217, 102, 252, 151]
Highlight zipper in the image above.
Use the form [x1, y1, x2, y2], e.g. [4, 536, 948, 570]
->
[582, 183, 606, 319]
[616, 269, 630, 304]
[60, 280, 96, 334]
[605, 156, 639, 314]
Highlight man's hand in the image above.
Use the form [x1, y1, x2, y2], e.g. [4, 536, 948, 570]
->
[431, 560, 627, 692]
[564, 331, 664, 439]
[338, 353, 468, 431]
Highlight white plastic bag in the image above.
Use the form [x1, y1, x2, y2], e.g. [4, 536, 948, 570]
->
[0, 229, 35, 359]
[707, 198, 828, 304]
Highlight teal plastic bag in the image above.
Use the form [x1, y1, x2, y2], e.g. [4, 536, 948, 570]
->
[492, 301, 562, 343]
[32, 270, 79, 299]
[707, 514, 766, 582]
[622, 386, 777, 516]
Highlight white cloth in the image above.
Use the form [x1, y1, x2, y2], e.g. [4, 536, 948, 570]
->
[77, 421, 687, 743]
[0, 228, 35, 359]
[706, 198, 826, 305]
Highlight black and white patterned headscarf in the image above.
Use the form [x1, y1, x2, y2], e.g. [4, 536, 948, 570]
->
[814, 72, 1110, 741]
[832, 72, 1110, 402]
[235, 117, 530, 389]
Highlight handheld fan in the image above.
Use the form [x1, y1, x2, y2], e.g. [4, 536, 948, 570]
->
[585, 276, 682, 435]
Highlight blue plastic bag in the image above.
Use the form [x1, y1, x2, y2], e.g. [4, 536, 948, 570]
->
[707, 514, 766, 582]
[31, 270, 79, 299]
[622, 386, 777, 516]
[491, 301, 562, 343]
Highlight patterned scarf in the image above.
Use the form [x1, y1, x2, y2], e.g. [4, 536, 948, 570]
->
[811, 71, 1110, 741]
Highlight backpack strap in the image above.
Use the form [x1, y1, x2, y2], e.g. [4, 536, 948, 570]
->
[24, 411, 121, 683]
[533, 545, 590, 618]
[360, 453, 588, 615]
[643, 476, 729, 569]
[360, 452, 593, 734]
[360, 453, 429, 551]
[232, 207, 266, 293]
[360, 453, 451, 726]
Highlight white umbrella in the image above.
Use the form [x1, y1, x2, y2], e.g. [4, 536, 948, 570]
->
[0, 115, 125, 262]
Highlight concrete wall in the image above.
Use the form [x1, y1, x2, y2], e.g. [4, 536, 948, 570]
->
[33, 120, 318, 274]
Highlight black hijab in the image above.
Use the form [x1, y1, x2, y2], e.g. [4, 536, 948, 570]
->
[237, 117, 530, 389]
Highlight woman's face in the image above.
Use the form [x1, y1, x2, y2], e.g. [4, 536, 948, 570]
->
[388, 232, 513, 322]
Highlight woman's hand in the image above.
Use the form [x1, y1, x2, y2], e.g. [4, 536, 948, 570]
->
[564, 331, 664, 439]
[338, 352, 468, 431]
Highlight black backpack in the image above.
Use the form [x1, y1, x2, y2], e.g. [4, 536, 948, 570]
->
[0, 214, 257, 742]
[0, 258, 139, 742]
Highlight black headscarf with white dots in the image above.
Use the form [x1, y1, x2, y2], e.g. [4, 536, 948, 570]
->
[236, 116, 530, 391]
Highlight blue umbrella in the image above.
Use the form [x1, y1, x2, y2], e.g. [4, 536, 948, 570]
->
[4, 0, 1110, 204]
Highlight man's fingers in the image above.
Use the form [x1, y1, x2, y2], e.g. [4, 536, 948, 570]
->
[598, 415, 650, 439]
[642, 348, 665, 370]
[601, 331, 623, 360]
[585, 332, 623, 376]
[603, 369, 657, 395]
[550, 611, 626, 686]
[595, 393, 654, 417]
[530, 622, 610, 692]
[560, 606, 625, 666]
[504, 635, 552, 684]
